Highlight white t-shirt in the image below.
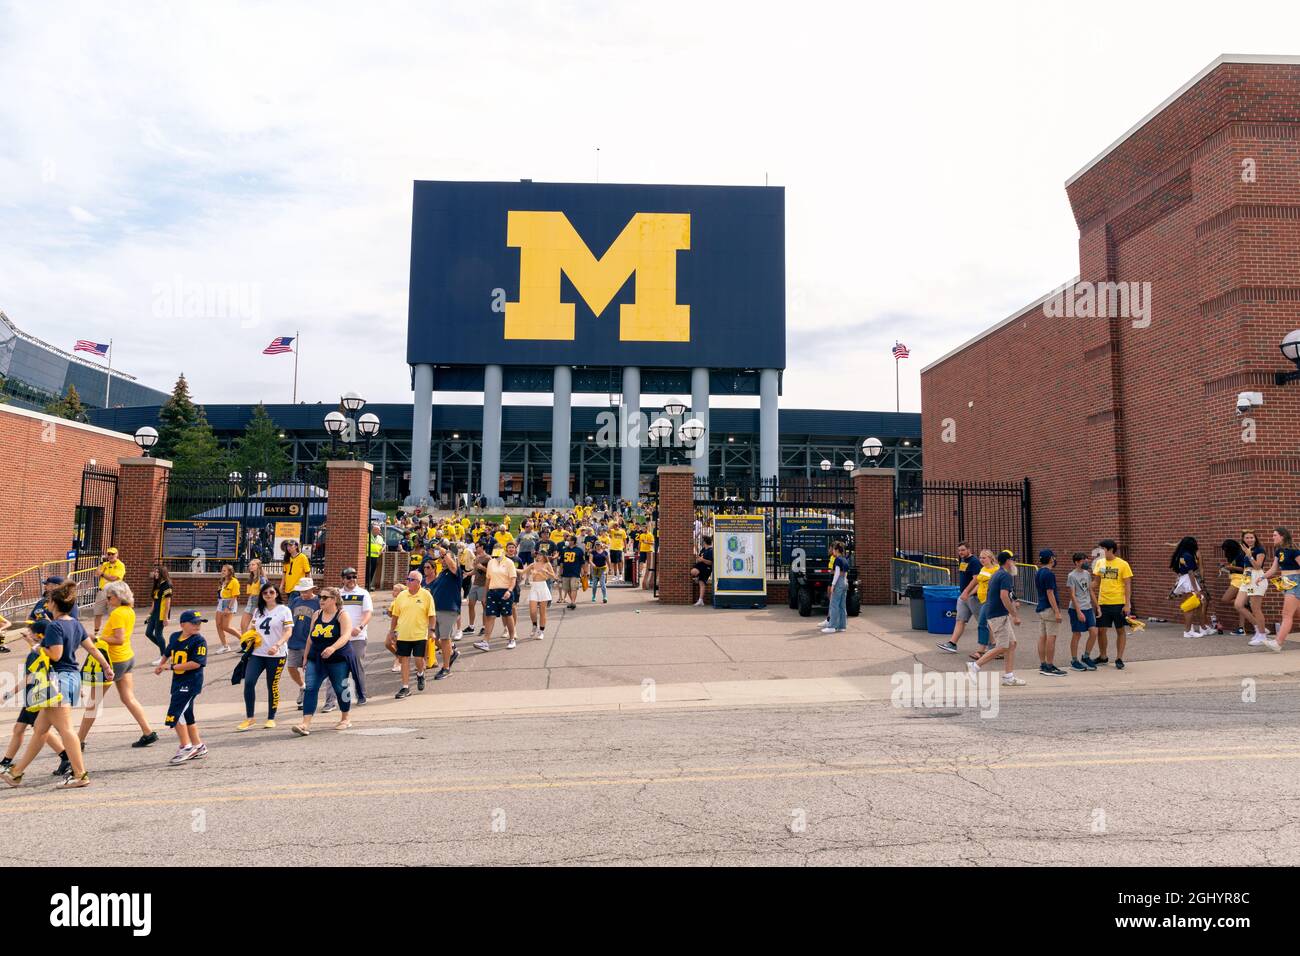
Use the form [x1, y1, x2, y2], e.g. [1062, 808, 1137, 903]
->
[251, 605, 294, 657]
[339, 586, 373, 640]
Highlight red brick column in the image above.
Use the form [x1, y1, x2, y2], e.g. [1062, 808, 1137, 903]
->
[853, 467, 896, 606]
[656, 465, 696, 605]
[116, 456, 172, 599]
[325, 460, 372, 587]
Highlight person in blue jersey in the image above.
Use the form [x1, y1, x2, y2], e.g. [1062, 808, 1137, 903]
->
[155, 610, 208, 764]
[1034, 550, 1065, 676]
[1170, 536, 1209, 639]
[967, 551, 1025, 687]
[937, 543, 981, 654]
[1261, 527, 1300, 653]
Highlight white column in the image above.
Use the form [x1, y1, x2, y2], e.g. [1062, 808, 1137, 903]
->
[690, 366, 710, 482]
[759, 367, 779, 489]
[621, 366, 641, 504]
[480, 363, 504, 506]
[548, 365, 572, 507]
[406, 363, 434, 506]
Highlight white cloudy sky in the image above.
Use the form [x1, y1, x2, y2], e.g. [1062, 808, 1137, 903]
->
[1, 1, 1296, 414]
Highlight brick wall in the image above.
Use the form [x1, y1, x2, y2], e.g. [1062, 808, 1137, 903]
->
[0, 405, 138, 576]
[921, 59, 1300, 624]
[116, 457, 171, 599]
[323, 460, 372, 584]
[656, 466, 695, 605]
[853, 468, 896, 605]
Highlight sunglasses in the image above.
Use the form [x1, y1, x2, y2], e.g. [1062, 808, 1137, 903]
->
[343, 573, 357, 578]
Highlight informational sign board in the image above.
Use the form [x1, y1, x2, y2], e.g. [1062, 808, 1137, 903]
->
[408, 180, 785, 371]
[273, 521, 304, 559]
[779, 516, 828, 563]
[712, 514, 767, 608]
[162, 520, 240, 560]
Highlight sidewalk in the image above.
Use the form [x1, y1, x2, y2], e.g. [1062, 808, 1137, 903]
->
[3, 586, 1295, 731]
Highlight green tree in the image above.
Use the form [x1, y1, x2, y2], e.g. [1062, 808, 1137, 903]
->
[171, 408, 228, 476]
[44, 384, 88, 422]
[156, 374, 200, 460]
[229, 403, 290, 476]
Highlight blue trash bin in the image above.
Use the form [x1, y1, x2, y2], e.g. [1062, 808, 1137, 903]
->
[923, 585, 962, 635]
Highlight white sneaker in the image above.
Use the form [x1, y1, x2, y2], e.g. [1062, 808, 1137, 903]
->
[452, 629, 463, 642]
[694, 600, 704, 607]
[820, 627, 836, 634]
[168, 746, 194, 766]
[506, 638, 517, 650]
[967, 661, 980, 681]
[1001, 675, 1026, 686]
[536, 630, 545, 640]
[1249, 633, 1266, 647]
[817, 620, 829, 629]
[1183, 629, 1201, 638]
[151, 657, 164, 667]
[473, 640, 491, 652]
[1197, 626, 1216, 636]
[391, 662, 401, 673]
[1265, 638, 1282, 653]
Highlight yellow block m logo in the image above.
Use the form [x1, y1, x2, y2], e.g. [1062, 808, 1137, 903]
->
[505, 211, 690, 342]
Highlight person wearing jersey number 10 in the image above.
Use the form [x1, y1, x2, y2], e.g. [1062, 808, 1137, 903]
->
[293, 587, 354, 736]
[237, 583, 292, 731]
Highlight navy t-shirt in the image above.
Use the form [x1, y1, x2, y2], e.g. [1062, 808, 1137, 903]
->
[591, 551, 608, 569]
[1279, 548, 1300, 571]
[42, 617, 88, 674]
[832, 555, 849, 578]
[986, 568, 1015, 619]
[1175, 551, 1198, 575]
[1034, 567, 1057, 612]
[288, 595, 320, 650]
[697, 547, 713, 568]
[164, 631, 207, 690]
[957, 556, 979, 590]
[560, 547, 586, 578]
[431, 568, 462, 612]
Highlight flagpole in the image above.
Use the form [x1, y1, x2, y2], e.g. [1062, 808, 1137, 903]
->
[105, 339, 113, 408]
[292, 330, 299, 404]
[895, 355, 899, 413]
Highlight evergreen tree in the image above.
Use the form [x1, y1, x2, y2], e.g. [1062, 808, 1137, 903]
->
[156, 374, 200, 460]
[44, 384, 88, 422]
[171, 408, 227, 476]
[230, 403, 290, 476]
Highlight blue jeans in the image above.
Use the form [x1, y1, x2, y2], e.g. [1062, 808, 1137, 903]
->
[590, 572, 607, 601]
[977, 599, 990, 646]
[828, 580, 848, 630]
[303, 657, 351, 716]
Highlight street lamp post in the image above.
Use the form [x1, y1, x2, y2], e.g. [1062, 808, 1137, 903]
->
[862, 437, 883, 467]
[133, 426, 158, 458]
[1276, 329, 1300, 385]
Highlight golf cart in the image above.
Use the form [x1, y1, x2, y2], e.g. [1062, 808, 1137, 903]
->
[787, 528, 861, 618]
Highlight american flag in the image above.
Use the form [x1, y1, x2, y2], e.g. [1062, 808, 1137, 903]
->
[262, 336, 295, 355]
[74, 341, 109, 356]
[892, 341, 910, 360]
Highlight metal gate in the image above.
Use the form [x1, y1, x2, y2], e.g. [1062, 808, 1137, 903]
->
[895, 479, 1031, 571]
[74, 464, 120, 569]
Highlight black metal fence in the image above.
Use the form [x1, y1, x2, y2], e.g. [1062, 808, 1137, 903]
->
[161, 471, 329, 575]
[694, 476, 855, 580]
[895, 478, 1031, 573]
[73, 464, 119, 568]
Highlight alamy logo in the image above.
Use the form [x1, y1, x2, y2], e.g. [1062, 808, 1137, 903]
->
[49, 886, 152, 936]
[503, 210, 690, 342]
[1043, 280, 1151, 329]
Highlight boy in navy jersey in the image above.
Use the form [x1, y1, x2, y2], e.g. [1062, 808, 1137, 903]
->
[155, 610, 208, 764]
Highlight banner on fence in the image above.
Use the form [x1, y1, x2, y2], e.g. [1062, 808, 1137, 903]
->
[712, 514, 767, 608]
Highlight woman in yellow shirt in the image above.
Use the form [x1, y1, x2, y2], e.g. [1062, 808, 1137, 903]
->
[638, 523, 656, 591]
[215, 563, 241, 654]
[77, 580, 158, 752]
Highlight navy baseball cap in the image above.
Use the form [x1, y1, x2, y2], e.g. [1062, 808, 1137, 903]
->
[42, 576, 64, 585]
[179, 610, 207, 624]
[1038, 549, 1055, 561]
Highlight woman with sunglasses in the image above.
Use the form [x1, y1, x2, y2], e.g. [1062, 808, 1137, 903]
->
[237, 582, 292, 731]
[293, 587, 354, 735]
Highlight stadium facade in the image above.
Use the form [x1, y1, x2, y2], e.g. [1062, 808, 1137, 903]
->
[0, 310, 170, 411]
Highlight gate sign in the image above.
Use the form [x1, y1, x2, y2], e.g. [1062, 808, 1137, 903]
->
[712, 514, 767, 608]
[163, 520, 240, 560]
[263, 502, 303, 519]
[408, 181, 785, 370]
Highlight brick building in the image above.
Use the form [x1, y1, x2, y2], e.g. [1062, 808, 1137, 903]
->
[921, 55, 1300, 620]
[0, 404, 138, 575]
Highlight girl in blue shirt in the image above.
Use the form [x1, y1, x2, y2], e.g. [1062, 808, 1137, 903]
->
[1263, 527, 1300, 652]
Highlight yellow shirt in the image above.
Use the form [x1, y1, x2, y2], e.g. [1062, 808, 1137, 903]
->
[102, 604, 137, 664]
[598, 533, 611, 549]
[1093, 557, 1133, 605]
[638, 533, 655, 553]
[976, 565, 995, 603]
[550, 530, 565, 544]
[98, 559, 126, 589]
[390, 587, 435, 643]
[283, 553, 311, 593]
[609, 530, 627, 551]
[494, 531, 515, 549]
[449, 524, 464, 541]
[220, 578, 241, 600]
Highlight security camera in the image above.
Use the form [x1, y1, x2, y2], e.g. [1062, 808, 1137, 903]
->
[1236, 391, 1264, 415]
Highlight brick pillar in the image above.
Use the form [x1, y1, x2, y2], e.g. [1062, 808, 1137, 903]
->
[853, 467, 896, 606]
[116, 456, 172, 599]
[325, 460, 372, 587]
[656, 465, 696, 605]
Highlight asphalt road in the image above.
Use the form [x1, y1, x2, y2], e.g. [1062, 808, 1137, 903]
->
[3, 681, 1298, 866]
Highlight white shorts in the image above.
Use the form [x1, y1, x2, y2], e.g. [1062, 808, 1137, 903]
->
[528, 582, 553, 604]
[1173, 573, 1196, 596]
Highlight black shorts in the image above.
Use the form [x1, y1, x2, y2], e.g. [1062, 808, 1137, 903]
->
[485, 588, 514, 619]
[610, 550, 623, 562]
[1097, 604, 1127, 629]
[15, 702, 37, 727]
[694, 563, 711, 581]
[395, 639, 427, 658]
[165, 683, 201, 727]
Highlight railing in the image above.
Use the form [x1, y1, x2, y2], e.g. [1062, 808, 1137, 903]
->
[890, 557, 952, 595]
[0, 558, 103, 624]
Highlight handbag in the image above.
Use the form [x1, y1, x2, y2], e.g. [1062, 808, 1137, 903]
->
[1179, 594, 1201, 612]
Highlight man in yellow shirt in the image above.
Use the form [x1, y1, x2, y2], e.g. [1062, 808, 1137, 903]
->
[1089, 538, 1134, 668]
[281, 541, 311, 595]
[387, 571, 435, 698]
[608, 525, 627, 580]
[93, 547, 126, 631]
